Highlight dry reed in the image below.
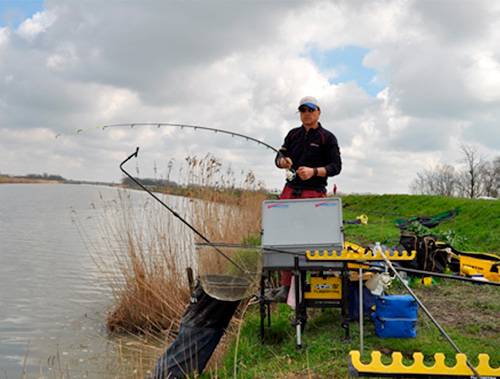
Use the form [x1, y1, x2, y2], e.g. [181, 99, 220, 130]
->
[91, 190, 193, 335]
[89, 154, 266, 376]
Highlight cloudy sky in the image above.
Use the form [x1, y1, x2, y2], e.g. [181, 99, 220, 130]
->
[1, 0, 499, 193]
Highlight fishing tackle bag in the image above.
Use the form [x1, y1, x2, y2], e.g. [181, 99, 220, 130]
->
[399, 232, 449, 273]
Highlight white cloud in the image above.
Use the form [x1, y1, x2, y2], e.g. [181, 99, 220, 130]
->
[16, 10, 57, 41]
[465, 51, 500, 102]
[0, 27, 9, 46]
[46, 44, 78, 71]
[1, 0, 499, 193]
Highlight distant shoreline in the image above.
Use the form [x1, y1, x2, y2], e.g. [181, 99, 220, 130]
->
[0, 176, 118, 186]
[0, 177, 62, 184]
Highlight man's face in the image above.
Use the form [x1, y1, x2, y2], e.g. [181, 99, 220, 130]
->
[299, 105, 320, 127]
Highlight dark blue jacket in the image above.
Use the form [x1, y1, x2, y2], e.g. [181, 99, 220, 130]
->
[277, 123, 341, 191]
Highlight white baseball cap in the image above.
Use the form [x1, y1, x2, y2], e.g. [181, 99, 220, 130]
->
[298, 96, 320, 110]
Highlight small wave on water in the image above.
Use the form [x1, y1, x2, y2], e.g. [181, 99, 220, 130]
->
[0, 184, 190, 378]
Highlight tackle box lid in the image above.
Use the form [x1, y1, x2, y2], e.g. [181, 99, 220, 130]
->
[262, 197, 343, 250]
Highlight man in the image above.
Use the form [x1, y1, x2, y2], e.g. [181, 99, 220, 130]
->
[270, 96, 342, 301]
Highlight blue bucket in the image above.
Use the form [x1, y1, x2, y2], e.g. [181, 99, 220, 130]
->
[372, 295, 418, 338]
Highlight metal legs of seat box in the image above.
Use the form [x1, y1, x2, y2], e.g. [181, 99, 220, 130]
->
[341, 262, 350, 340]
[260, 260, 352, 348]
[293, 257, 305, 348]
[259, 273, 272, 342]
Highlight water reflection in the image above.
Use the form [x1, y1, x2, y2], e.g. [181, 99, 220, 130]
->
[0, 184, 192, 378]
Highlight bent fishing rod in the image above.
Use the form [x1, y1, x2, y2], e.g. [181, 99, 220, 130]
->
[59, 121, 296, 180]
[105, 122, 279, 152]
[120, 147, 248, 274]
[104, 122, 296, 181]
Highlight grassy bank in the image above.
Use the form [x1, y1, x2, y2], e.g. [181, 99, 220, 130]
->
[212, 194, 500, 378]
[341, 194, 500, 252]
[96, 180, 499, 378]
[218, 280, 499, 378]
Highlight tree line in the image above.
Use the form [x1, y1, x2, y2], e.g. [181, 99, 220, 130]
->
[410, 145, 499, 199]
[121, 176, 179, 188]
[24, 173, 66, 181]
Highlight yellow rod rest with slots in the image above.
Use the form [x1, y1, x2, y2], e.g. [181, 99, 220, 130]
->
[349, 350, 500, 377]
[306, 249, 416, 261]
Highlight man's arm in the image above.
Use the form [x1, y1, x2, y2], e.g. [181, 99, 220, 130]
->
[324, 134, 341, 176]
[275, 132, 293, 169]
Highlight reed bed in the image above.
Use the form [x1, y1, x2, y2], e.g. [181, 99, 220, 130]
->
[89, 190, 193, 336]
[85, 154, 267, 377]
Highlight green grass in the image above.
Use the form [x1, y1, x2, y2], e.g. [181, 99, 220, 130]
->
[209, 194, 500, 378]
[341, 194, 500, 252]
[213, 281, 499, 378]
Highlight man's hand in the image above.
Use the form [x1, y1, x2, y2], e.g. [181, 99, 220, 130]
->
[278, 157, 293, 169]
[297, 166, 314, 180]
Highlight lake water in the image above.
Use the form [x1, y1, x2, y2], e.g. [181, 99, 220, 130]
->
[0, 184, 193, 378]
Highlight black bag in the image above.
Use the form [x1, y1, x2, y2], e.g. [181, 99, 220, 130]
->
[152, 282, 240, 379]
[347, 281, 377, 321]
[399, 232, 449, 273]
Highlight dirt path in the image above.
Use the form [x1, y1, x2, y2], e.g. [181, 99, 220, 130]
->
[413, 280, 500, 338]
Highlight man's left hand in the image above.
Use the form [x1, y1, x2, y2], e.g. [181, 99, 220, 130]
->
[297, 166, 314, 180]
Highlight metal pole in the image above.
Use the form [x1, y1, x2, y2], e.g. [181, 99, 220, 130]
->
[294, 257, 302, 348]
[359, 267, 364, 355]
[360, 262, 500, 286]
[260, 273, 266, 342]
[379, 250, 482, 379]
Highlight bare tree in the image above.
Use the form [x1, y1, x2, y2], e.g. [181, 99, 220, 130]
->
[456, 145, 485, 199]
[433, 164, 456, 196]
[410, 147, 499, 198]
[495, 156, 500, 197]
[410, 171, 429, 195]
[482, 156, 500, 198]
[410, 170, 430, 195]
[478, 161, 497, 198]
[410, 164, 456, 196]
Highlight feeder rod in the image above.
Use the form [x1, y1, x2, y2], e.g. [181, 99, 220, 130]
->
[363, 263, 500, 287]
[105, 122, 297, 181]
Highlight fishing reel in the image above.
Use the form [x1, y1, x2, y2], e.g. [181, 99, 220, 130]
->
[286, 169, 296, 181]
[276, 152, 296, 181]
